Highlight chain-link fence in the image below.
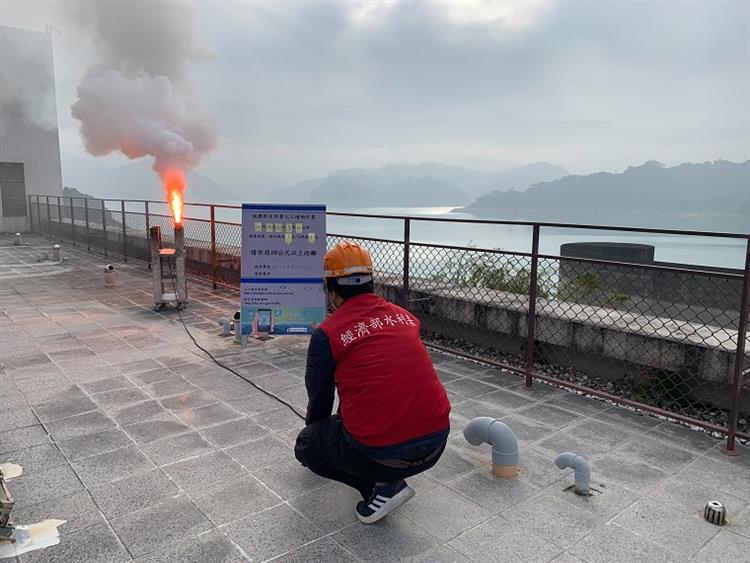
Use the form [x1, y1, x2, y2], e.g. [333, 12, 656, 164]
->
[27, 195, 750, 450]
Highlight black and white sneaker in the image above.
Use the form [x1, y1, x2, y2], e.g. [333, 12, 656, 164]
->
[356, 480, 415, 524]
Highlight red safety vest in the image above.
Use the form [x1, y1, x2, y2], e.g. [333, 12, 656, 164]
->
[320, 293, 451, 447]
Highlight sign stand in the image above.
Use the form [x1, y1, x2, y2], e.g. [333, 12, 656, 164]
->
[240, 204, 326, 337]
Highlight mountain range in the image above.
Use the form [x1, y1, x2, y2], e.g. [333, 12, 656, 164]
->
[269, 161, 568, 206]
[459, 159, 750, 231]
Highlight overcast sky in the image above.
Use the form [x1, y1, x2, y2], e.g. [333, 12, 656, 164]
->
[1, 0, 748, 195]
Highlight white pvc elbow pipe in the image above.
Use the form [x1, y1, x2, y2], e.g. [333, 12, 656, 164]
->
[555, 452, 590, 496]
[463, 417, 519, 479]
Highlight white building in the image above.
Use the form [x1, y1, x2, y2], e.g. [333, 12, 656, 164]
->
[0, 25, 63, 233]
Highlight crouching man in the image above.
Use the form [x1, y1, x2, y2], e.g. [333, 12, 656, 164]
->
[295, 241, 451, 524]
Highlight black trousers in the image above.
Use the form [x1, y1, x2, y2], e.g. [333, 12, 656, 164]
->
[294, 415, 446, 500]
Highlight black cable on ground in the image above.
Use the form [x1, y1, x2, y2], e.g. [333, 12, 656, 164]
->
[165, 258, 306, 421]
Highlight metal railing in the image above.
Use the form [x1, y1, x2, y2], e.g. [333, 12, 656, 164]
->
[28, 194, 750, 452]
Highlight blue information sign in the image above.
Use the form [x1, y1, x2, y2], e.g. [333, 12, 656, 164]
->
[240, 204, 326, 335]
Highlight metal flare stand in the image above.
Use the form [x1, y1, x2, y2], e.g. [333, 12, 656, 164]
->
[150, 224, 188, 310]
[0, 468, 15, 544]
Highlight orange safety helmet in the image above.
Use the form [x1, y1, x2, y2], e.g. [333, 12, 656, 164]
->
[324, 241, 373, 284]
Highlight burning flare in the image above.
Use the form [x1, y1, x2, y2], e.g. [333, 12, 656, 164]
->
[162, 168, 185, 225]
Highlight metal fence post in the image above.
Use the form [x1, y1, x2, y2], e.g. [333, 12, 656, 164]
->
[403, 218, 411, 308]
[70, 197, 76, 246]
[524, 224, 541, 389]
[145, 201, 151, 268]
[84, 198, 90, 251]
[210, 205, 217, 289]
[121, 200, 127, 262]
[36, 196, 41, 234]
[722, 236, 750, 455]
[45, 196, 50, 238]
[101, 199, 108, 256]
[28, 195, 34, 232]
[57, 196, 63, 241]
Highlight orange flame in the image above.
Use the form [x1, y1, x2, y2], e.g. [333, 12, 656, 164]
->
[162, 168, 185, 225]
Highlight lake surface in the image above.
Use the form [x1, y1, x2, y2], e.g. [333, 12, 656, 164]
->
[133, 202, 748, 270]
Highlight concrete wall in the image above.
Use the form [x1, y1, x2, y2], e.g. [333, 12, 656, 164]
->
[0, 26, 63, 233]
[559, 242, 744, 321]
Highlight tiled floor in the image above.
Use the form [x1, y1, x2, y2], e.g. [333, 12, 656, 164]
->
[1, 234, 749, 562]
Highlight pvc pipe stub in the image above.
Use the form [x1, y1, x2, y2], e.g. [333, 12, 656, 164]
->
[704, 501, 727, 526]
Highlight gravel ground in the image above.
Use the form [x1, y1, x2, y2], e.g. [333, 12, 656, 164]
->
[424, 331, 749, 444]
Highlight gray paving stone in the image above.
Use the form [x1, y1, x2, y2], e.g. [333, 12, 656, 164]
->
[56, 427, 135, 461]
[90, 468, 181, 519]
[444, 377, 499, 399]
[288, 482, 361, 534]
[10, 463, 84, 507]
[124, 417, 191, 444]
[518, 403, 582, 428]
[2, 443, 67, 474]
[645, 422, 719, 453]
[568, 522, 677, 563]
[519, 448, 571, 488]
[618, 435, 696, 472]
[174, 402, 242, 429]
[29, 393, 93, 425]
[273, 536, 358, 563]
[23, 383, 82, 406]
[334, 513, 440, 561]
[115, 358, 163, 374]
[188, 474, 280, 525]
[471, 387, 538, 412]
[192, 415, 269, 448]
[594, 451, 670, 490]
[129, 368, 177, 385]
[445, 467, 539, 514]
[511, 492, 600, 549]
[11, 490, 104, 535]
[613, 495, 719, 558]
[140, 431, 215, 466]
[400, 486, 493, 540]
[160, 390, 219, 411]
[424, 448, 485, 484]
[46, 409, 115, 441]
[144, 377, 200, 398]
[254, 459, 329, 500]
[0, 405, 38, 432]
[250, 370, 303, 391]
[203, 378, 263, 401]
[406, 545, 472, 563]
[693, 530, 750, 563]
[251, 406, 305, 432]
[109, 399, 168, 425]
[225, 435, 291, 470]
[134, 529, 248, 563]
[543, 474, 641, 521]
[567, 419, 636, 449]
[21, 522, 130, 563]
[223, 503, 325, 561]
[550, 553, 586, 563]
[111, 496, 213, 557]
[80, 375, 137, 394]
[0, 424, 50, 455]
[500, 414, 556, 444]
[545, 392, 609, 416]
[592, 407, 660, 432]
[223, 392, 283, 415]
[72, 445, 155, 487]
[449, 516, 562, 563]
[92, 387, 152, 408]
[534, 429, 612, 461]
[162, 450, 245, 492]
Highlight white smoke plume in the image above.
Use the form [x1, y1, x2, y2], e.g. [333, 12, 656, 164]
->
[70, 1, 216, 176]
